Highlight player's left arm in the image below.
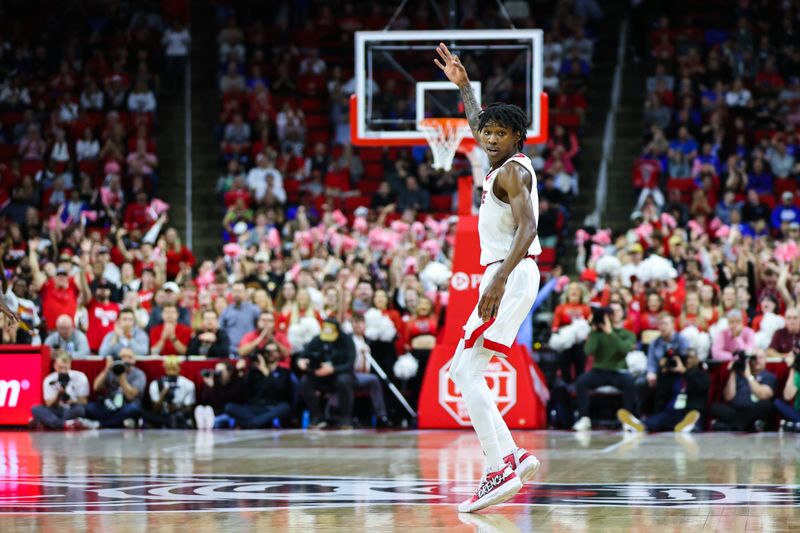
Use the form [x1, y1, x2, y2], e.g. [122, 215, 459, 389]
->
[477, 164, 537, 321]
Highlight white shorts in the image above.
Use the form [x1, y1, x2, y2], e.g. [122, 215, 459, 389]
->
[462, 257, 540, 357]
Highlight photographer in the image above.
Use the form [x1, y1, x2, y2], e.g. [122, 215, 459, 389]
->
[296, 318, 356, 429]
[142, 356, 196, 429]
[85, 347, 147, 428]
[223, 344, 291, 428]
[638, 313, 689, 413]
[31, 352, 93, 429]
[709, 350, 776, 431]
[618, 348, 709, 432]
[572, 303, 637, 432]
[774, 352, 800, 427]
[195, 361, 241, 429]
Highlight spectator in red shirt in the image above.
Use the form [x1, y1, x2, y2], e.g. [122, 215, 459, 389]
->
[78, 267, 120, 354]
[30, 241, 80, 331]
[637, 291, 665, 340]
[150, 303, 192, 356]
[552, 282, 592, 331]
[238, 311, 291, 366]
[123, 191, 151, 231]
[161, 227, 195, 280]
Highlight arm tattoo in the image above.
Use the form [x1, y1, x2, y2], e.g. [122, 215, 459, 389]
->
[459, 83, 481, 133]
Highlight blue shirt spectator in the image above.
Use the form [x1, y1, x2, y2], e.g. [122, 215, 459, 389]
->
[771, 192, 800, 229]
[746, 160, 773, 194]
[219, 282, 261, 355]
[646, 314, 691, 375]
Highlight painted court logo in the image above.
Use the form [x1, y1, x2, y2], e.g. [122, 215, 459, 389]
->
[1, 476, 799, 513]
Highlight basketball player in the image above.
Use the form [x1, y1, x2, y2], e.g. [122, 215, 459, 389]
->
[435, 43, 541, 513]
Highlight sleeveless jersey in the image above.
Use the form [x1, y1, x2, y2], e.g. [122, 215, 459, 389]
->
[478, 153, 542, 266]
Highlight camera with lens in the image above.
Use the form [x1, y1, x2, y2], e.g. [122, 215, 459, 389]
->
[732, 350, 752, 373]
[200, 368, 222, 379]
[664, 347, 681, 369]
[111, 358, 126, 375]
[591, 306, 613, 328]
[162, 375, 178, 403]
[53, 372, 71, 402]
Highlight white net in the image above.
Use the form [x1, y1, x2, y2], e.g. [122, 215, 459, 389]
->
[418, 119, 472, 171]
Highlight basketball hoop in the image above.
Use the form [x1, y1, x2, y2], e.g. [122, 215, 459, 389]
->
[418, 118, 472, 171]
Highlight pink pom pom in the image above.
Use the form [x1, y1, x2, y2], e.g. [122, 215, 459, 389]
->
[287, 263, 302, 281]
[404, 256, 419, 275]
[555, 275, 571, 292]
[660, 212, 677, 229]
[715, 225, 730, 239]
[590, 244, 605, 262]
[266, 228, 281, 249]
[420, 239, 441, 257]
[776, 241, 800, 264]
[310, 226, 326, 243]
[687, 220, 705, 237]
[196, 270, 215, 289]
[591, 229, 612, 245]
[708, 217, 722, 232]
[353, 216, 368, 233]
[633, 223, 653, 240]
[223, 243, 243, 257]
[411, 221, 426, 241]
[331, 209, 348, 227]
[340, 235, 358, 252]
[575, 229, 590, 246]
[82, 210, 98, 222]
[390, 220, 410, 234]
[438, 290, 450, 307]
[47, 215, 62, 231]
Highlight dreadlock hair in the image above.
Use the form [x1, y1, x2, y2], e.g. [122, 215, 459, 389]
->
[477, 102, 528, 151]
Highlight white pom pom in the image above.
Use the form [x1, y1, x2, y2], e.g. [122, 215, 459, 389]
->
[708, 318, 729, 348]
[364, 308, 397, 342]
[758, 312, 785, 337]
[626, 350, 648, 375]
[572, 319, 591, 342]
[695, 332, 711, 361]
[620, 264, 638, 287]
[755, 330, 772, 350]
[393, 353, 419, 380]
[636, 255, 677, 283]
[288, 316, 321, 353]
[420, 261, 452, 290]
[596, 255, 622, 277]
[548, 328, 572, 351]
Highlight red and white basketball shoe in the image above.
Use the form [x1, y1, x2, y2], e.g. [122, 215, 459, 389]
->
[503, 447, 541, 483]
[458, 465, 522, 513]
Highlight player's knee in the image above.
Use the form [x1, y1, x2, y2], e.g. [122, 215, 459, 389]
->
[449, 359, 473, 395]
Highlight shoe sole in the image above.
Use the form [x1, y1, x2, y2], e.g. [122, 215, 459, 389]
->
[516, 455, 541, 483]
[458, 476, 523, 513]
[616, 409, 644, 432]
[674, 410, 700, 433]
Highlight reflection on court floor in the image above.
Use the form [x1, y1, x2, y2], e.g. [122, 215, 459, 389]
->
[1, 430, 799, 531]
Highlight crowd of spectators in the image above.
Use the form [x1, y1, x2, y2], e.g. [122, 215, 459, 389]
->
[542, 2, 800, 433]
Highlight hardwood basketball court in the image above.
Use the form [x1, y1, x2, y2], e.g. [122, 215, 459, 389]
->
[1, 429, 798, 532]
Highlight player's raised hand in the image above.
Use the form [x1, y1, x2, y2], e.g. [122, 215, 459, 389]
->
[434, 43, 469, 86]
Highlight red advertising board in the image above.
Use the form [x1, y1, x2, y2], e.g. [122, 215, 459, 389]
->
[419, 209, 548, 429]
[0, 347, 50, 425]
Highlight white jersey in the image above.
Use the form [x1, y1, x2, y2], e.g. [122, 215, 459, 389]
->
[478, 153, 542, 266]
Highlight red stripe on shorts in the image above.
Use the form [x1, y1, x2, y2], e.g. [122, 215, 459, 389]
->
[483, 338, 511, 356]
[463, 318, 495, 348]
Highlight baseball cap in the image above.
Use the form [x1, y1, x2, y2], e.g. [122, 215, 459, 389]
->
[95, 279, 111, 290]
[55, 267, 69, 276]
[163, 281, 180, 293]
[628, 243, 644, 254]
[254, 251, 269, 262]
[782, 191, 794, 201]
[630, 210, 644, 221]
[579, 269, 598, 283]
